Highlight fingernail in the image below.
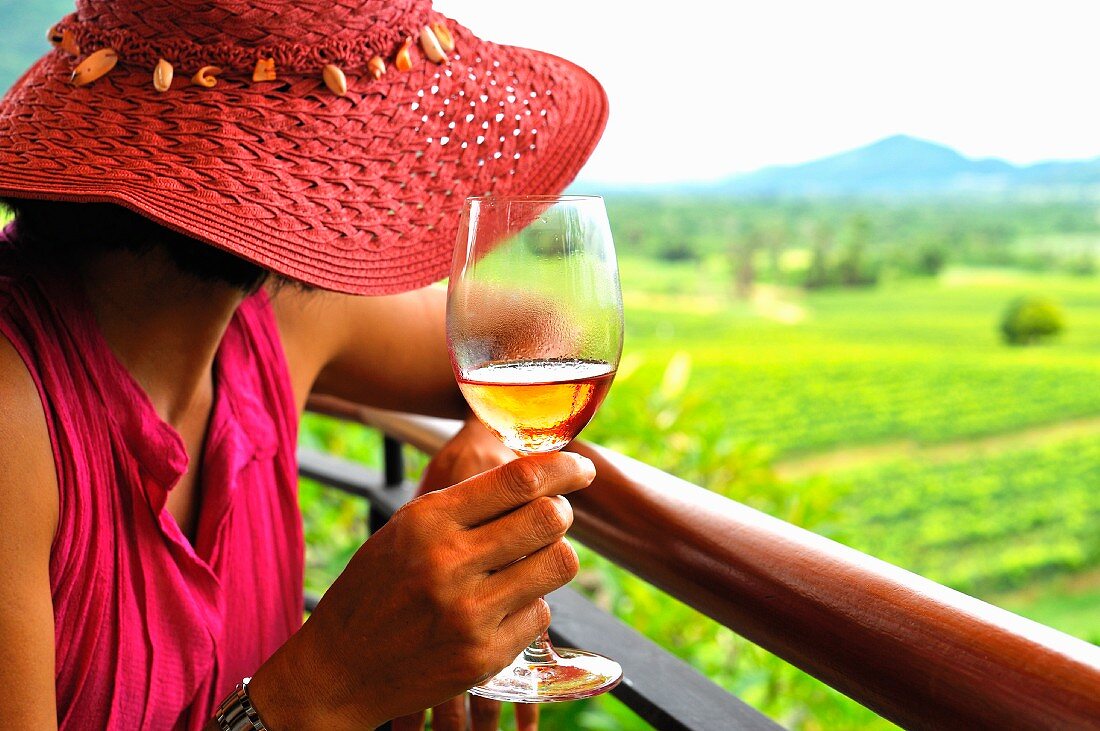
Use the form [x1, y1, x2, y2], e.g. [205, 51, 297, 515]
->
[564, 451, 596, 479]
[552, 494, 573, 517]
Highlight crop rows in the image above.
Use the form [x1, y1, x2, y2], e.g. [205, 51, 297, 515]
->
[832, 437, 1100, 596]
[596, 349, 1100, 458]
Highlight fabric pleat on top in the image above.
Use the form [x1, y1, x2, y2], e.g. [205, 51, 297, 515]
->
[0, 228, 304, 730]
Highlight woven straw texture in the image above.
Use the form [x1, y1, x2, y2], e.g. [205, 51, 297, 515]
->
[0, 0, 608, 294]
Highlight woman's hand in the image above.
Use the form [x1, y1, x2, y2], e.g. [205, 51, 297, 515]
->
[419, 418, 518, 497]
[393, 419, 541, 731]
[248, 450, 591, 730]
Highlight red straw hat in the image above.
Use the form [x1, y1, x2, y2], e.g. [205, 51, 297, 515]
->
[0, 0, 608, 294]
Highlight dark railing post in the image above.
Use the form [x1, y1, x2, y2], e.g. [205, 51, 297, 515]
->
[372, 437, 407, 731]
[370, 437, 406, 534]
[383, 436, 404, 487]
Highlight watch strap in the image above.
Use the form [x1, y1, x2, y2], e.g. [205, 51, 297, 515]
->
[215, 677, 270, 731]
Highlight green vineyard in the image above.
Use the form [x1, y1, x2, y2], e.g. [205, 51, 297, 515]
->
[838, 437, 1100, 610]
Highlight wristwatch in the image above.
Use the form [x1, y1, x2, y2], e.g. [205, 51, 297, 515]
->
[215, 677, 270, 731]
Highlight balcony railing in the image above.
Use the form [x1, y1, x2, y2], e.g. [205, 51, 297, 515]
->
[301, 398, 1100, 730]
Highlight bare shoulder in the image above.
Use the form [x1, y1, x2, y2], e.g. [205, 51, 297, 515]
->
[266, 283, 460, 417]
[0, 330, 60, 728]
[266, 284, 352, 410]
[0, 331, 58, 540]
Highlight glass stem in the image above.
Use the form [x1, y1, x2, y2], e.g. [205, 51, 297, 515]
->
[522, 628, 558, 665]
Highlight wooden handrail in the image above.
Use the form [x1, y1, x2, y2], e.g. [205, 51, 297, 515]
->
[298, 446, 782, 731]
[307, 398, 1100, 729]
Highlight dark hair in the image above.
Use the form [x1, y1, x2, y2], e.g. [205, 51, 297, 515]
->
[1, 197, 270, 293]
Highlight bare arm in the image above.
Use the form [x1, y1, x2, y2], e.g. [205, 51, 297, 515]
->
[272, 285, 467, 419]
[0, 336, 59, 729]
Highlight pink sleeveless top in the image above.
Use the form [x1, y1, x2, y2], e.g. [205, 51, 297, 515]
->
[0, 232, 304, 730]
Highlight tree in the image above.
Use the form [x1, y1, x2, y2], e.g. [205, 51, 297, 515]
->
[729, 222, 764, 300]
[803, 222, 835, 290]
[762, 219, 789, 280]
[652, 211, 700, 262]
[914, 241, 948, 276]
[836, 214, 879, 287]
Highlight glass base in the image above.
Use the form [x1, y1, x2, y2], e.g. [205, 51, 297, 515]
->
[469, 647, 623, 703]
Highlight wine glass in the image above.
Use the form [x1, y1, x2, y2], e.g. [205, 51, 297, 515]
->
[447, 195, 624, 702]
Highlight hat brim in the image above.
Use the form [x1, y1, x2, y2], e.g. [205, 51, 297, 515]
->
[0, 20, 608, 295]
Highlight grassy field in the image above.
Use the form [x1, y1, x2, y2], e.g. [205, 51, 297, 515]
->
[302, 253, 1100, 729]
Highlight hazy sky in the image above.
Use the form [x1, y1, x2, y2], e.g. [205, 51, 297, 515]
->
[436, 0, 1100, 185]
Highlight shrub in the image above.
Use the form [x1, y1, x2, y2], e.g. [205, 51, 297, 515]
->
[1064, 253, 1098, 277]
[1000, 296, 1065, 345]
[657, 238, 701, 262]
[523, 227, 562, 257]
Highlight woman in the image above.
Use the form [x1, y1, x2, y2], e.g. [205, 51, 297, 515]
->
[0, 0, 608, 729]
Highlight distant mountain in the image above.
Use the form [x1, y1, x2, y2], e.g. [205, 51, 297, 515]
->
[715, 135, 1100, 197]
